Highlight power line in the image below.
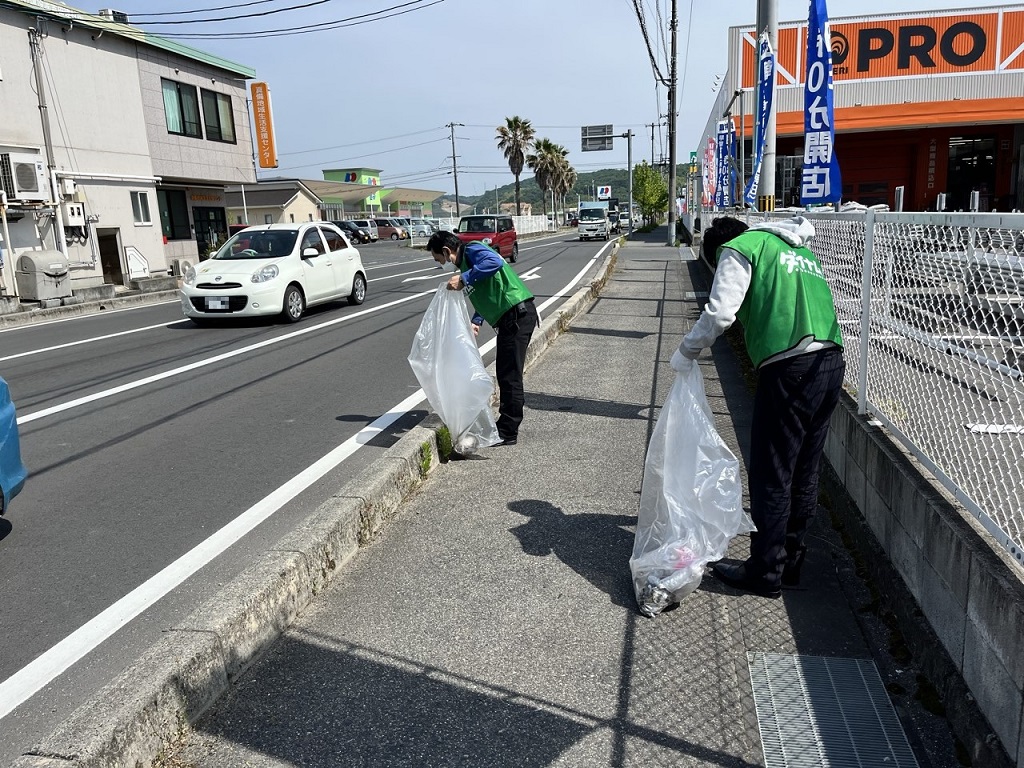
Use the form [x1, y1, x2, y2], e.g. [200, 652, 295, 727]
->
[130, 0, 296, 17]
[131, 0, 339, 25]
[280, 127, 446, 157]
[142, 0, 442, 39]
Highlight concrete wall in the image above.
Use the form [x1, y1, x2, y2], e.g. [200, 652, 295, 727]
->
[824, 394, 1024, 768]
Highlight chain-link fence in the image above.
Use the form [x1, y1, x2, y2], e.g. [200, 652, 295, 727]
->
[704, 209, 1024, 567]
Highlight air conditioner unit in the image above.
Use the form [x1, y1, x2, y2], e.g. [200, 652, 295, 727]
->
[98, 8, 130, 23]
[0, 153, 50, 203]
[169, 258, 193, 277]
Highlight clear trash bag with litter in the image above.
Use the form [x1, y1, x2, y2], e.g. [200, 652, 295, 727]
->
[629, 362, 754, 617]
[408, 283, 500, 454]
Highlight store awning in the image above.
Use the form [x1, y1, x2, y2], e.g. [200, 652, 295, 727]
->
[380, 187, 445, 205]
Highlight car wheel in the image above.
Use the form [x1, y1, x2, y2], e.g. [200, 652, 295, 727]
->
[282, 284, 305, 323]
[510, 242, 519, 263]
[349, 273, 367, 305]
[391, 233, 399, 240]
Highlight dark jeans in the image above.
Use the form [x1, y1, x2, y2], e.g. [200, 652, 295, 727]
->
[494, 299, 538, 440]
[747, 348, 846, 584]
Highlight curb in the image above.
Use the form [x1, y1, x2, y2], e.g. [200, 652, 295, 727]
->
[0, 291, 180, 330]
[10, 243, 620, 768]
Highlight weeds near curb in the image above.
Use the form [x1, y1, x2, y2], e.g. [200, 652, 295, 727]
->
[435, 426, 453, 461]
[418, 442, 433, 477]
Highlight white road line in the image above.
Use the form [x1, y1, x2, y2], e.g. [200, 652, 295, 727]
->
[364, 256, 434, 270]
[0, 389, 427, 720]
[16, 290, 434, 426]
[371, 267, 439, 282]
[0, 244, 606, 720]
[0, 300, 179, 334]
[0, 322, 179, 363]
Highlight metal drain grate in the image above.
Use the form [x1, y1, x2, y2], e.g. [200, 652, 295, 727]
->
[748, 653, 919, 768]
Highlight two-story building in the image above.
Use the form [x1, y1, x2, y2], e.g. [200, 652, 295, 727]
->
[0, 0, 256, 299]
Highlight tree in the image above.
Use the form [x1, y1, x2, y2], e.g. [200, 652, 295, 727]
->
[495, 116, 536, 216]
[633, 162, 669, 225]
[527, 139, 575, 221]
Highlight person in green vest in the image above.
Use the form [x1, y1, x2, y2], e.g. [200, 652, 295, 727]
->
[427, 231, 538, 446]
[672, 215, 845, 598]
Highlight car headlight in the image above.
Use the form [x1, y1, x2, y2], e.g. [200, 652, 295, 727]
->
[481, 237, 493, 244]
[251, 264, 279, 283]
[184, 266, 197, 286]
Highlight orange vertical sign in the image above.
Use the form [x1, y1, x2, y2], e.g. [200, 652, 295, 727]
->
[250, 82, 278, 169]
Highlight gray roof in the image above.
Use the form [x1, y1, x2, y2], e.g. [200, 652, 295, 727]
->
[224, 189, 298, 209]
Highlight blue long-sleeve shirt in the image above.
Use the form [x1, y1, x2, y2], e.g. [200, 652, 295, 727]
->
[460, 242, 505, 326]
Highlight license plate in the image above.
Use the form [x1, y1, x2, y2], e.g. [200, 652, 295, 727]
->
[206, 297, 229, 310]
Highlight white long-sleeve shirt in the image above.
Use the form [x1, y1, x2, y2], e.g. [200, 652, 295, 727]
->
[680, 217, 838, 366]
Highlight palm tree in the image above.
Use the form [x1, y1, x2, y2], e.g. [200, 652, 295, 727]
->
[495, 116, 535, 216]
[527, 138, 564, 219]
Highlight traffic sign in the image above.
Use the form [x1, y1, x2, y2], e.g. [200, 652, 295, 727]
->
[582, 124, 614, 152]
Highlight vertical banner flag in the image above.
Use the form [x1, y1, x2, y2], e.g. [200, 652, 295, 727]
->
[744, 32, 775, 207]
[725, 119, 736, 206]
[702, 137, 716, 208]
[801, 0, 841, 204]
[250, 82, 279, 169]
[715, 121, 732, 208]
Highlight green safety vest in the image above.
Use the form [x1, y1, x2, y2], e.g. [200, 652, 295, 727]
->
[458, 243, 533, 326]
[724, 230, 843, 368]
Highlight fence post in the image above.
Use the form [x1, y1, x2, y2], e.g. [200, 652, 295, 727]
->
[857, 209, 875, 415]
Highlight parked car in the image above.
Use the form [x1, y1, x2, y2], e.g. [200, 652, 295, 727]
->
[372, 218, 409, 240]
[0, 376, 27, 516]
[349, 219, 379, 242]
[455, 214, 518, 262]
[406, 218, 435, 237]
[180, 222, 367, 324]
[332, 220, 372, 244]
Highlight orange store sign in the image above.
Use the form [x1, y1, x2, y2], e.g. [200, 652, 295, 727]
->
[250, 82, 278, 169]
[741, 9, 1024, 87]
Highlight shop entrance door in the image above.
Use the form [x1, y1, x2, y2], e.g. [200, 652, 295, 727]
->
[947, 136, 996, 211]
[193, 206, 227, 258]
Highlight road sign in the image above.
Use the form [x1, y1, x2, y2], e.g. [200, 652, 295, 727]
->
[582, 124, 614, 152]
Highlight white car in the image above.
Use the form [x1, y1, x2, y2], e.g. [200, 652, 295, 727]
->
[180, 223, 367, 324]
[406, 218, 435, 237]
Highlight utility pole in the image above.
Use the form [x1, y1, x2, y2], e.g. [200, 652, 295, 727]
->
[646, 122, 656, 165]
[666, 0, 679, 247]
[621, 130, 635, 236]
[756, 0, 777, 210]
[447, 122, 464, 217]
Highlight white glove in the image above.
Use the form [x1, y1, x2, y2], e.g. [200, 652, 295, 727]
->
[670, 348, 695, 373]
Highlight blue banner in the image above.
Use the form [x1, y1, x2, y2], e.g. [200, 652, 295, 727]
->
[744, 32, 774, 207]
[800, 0, 842, 205]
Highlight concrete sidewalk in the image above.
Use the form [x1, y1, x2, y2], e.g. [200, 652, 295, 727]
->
[129, 228, 963, 767]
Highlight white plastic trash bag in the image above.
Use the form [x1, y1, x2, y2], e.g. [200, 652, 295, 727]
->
[408, 284, 500, 454]
[630, 362, 755, 617]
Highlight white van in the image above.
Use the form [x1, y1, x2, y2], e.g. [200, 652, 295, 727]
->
[349, 219, 379, 242]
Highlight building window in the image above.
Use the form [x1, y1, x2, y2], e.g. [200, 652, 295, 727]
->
[157, 189, 192, 240]
[289, 214, 295, 223]
[201, 89, 236, 143]
[131, 191, 152, 225]
[264, 214, 273, 224]
[162, 79, 201, 138]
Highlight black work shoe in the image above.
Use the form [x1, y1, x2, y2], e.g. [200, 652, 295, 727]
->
[713, 562, 782, 599]
[496, 437, 518, 446]
[782, 546, 807, 587]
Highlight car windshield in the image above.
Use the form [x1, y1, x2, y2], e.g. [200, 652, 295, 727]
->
[579, 209, 606, 221]
[458, 217, 496, 233]
[214, 230, 298, 260]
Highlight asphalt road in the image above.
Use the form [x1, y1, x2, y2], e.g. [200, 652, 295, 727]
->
[0, 232, 611, 764]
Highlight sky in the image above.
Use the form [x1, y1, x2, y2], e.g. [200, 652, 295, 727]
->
[108, 0, 1003, 197]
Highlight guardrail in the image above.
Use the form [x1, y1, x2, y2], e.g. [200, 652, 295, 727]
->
[704, 208, 1024, 566]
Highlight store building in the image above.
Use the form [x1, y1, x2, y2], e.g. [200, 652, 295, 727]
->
[698, 5, 1024, 212]
[0, 0, 256, 297]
